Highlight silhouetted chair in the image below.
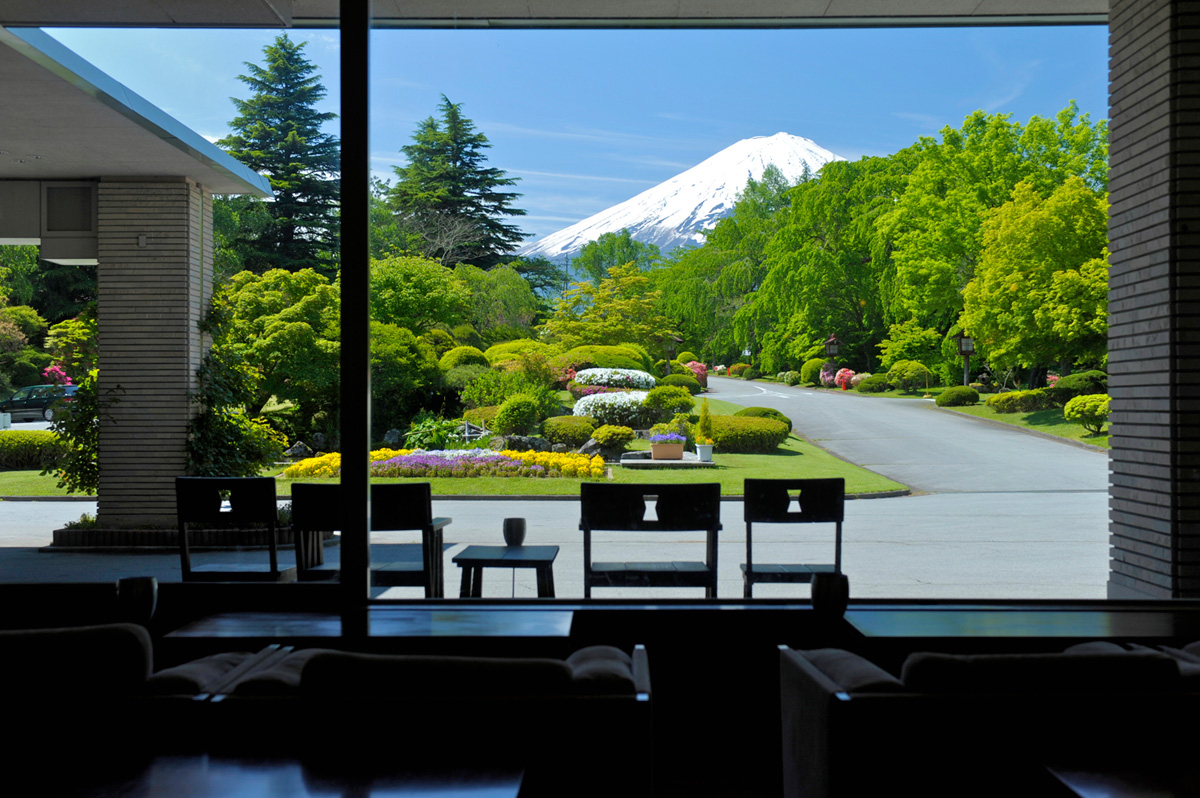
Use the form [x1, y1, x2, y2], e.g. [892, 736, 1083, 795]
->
[291, 482, 449, 597]
[176, 476, 297, 583]
[581, 482, 721, 598]
[740, 478, 843, 598]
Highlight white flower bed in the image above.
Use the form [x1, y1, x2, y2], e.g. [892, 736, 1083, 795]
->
[573, 390, 649, 426]
[573, 367, 656, 389]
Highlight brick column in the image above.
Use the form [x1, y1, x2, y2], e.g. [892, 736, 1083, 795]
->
[95, 179, 212, 528]
[1108, 0, 1200, 597]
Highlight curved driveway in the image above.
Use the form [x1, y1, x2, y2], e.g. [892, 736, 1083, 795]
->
[707, 376, 1108, 494]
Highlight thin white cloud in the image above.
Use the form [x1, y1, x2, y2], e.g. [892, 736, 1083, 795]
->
[892, 111, 946, 130]
[518, 169, 657, 186]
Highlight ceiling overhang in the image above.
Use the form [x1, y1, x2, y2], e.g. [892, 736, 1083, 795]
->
[0, 1, 1108, 29]
[0, 26, 271, 196]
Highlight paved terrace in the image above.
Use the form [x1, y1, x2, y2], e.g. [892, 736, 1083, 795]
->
[0, 377, 1110, 599]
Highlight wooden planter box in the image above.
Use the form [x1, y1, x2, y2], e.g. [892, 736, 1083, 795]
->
[650, 443, 684, 460]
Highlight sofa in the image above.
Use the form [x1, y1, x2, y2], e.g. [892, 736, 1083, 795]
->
[780, 643, 1194, 798]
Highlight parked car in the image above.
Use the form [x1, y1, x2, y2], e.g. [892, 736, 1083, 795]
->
[0, 384, 78, 421]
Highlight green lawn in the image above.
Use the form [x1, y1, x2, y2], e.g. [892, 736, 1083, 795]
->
[0, 470, 83, 497]
[942, 403, 1110, 448]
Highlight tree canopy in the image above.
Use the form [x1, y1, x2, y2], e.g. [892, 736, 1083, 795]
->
[218, 34, 340, 277]
[368, 255, 471, 332]
[573, 229, 661, 283]
[540, 262, 678, 354]
[388, 96, 526, 267]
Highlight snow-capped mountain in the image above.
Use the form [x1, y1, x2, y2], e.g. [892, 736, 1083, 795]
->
[517, 132, 844, 261]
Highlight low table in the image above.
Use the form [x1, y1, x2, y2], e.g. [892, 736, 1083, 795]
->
[453, 545, 559, 598]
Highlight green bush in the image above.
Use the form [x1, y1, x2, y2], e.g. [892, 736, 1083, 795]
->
[799, 358, 826, 386]
[675, 350, 698, 365]
[653, 359, 671, 377]
[642, 385, 695, 423]
[543, 415, 597, 448]
[483, 339, 558, 366]
[438, 345, 489, 371]
[463, 405, 500, 429]
[592, 424, 635, 449]
[1048, 370, 1108, 405]
[886, 360, 936, 392]
[742, 367, 760, 380]
[733, 406, 794, 431]
[617, 342, 655, 372]
[728, 363, 751, 377]
[419, 328, 458, 358]
[660, 373, 703, 395]
[709, 416, 790, 453]
[986, 389, 1056, 414]
[450, 323, 485, 350]
[856, 374, 891, 393]
[649, 413, 694, 448]
[0, 430, 65, 470]
[1064, 393, 1110, 434]
[444, 363, 490, 390]
[936, 386, 980, 407]
[493, 394, 542, 435]
[783, 371, 801, 386]
[561, 345, 644, 371]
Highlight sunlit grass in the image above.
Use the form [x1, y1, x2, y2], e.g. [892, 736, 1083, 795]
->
[942, 404, 1110, 448]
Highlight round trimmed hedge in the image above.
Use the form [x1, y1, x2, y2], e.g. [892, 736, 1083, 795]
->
[660, 373, 703, 395]
[0, 430, 64, 470]
[1064, 393, 1110, 434]
[463, 405, 500, 429]
[542, 415, 597, 448]
[493, 394, 541, 435]
[886, 360, 936, 392]
[856, 374, 890, 393]
[709, 416, 789, 453]
[483, 339, 559, 366]
[986, 389, 1055, 414]
[799, 358, 826, 386]
[438, 345, 489, 371]
[592, 424, 635, 449]
[935, 386, 980, 407]
[733, 406, 793, 431]
[643, 385, 695, 423]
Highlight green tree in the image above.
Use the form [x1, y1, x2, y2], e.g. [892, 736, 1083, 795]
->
[961, 177, 1108, 372]
[454, 264, 539, 338]
[371, 321, 445, 437]
[368, 255, 471, 332]
[212, 195, 275, 281]
[218, 34, 340, 276]
[540, 262, 678, 354]
[388, 96, 525, 266]
[574, 229, 661, 283]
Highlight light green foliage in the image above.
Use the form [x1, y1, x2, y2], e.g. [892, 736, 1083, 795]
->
[217, 35, 339, 276]
[659, 373, 702, 395]
[388, 95, 525, 267]
[543, 416, 597, 448]
[370, 321, 444, 436]
[592, 424, 635, 449]
[484, 339, 559, 366]
[799, 358, 826, 385]
[369, 255, 471, 332]
[45, 307, 98, 381]
[886, 360, 936, 392]
[556, 345, 644, 372]
[617, 342, 655, 372]
[650, 413, 694, 448]
[733, 406, 793, 431]
[574, 229, 661, 283]
[460, 368, 556, 420]
[675, 350, 699, 364]
[877, 320, 944, 372]
[962, 178, 1108, 371]
[697, 399, 714, 442]
[856, 374, 891, 393]
[493, 394, 542, 435]
[0, 306, 48, 348]
[986, 389, 1055, 414]
[454, 264, 539, 336]
[438, 346, 489, 371]
[0, 430, 65, 470]
[540, 263, 679, 353]
[419, 328, 458, 358]
[643, 385, 695, 423]
[405, 411, 466, 449]
[936, 386, 980, 407]
[1064, 393, 1110, 434]
[444, 364, 490, 390]
[709, 416, 789, 453]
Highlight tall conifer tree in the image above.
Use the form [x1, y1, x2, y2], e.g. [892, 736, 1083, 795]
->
[218, 34, 340, 276]
[389, 96, 525, 267]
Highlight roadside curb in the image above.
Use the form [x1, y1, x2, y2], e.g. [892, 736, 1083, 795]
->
[929, 405, 1109, 453]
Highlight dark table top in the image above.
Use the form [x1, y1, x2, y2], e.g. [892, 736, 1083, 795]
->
[846, 605, 1200, 639]
[453, 545, 560, 566]
[166, 607, 574, 639]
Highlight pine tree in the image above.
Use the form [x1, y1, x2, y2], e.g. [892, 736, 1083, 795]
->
[389, 96, 525, 267]
[218, 34, 340, 276]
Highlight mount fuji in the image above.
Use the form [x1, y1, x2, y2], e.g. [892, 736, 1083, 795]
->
[517, 132, 844, 261]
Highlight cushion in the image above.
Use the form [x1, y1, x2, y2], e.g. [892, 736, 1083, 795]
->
[300, 651, 574, 697]
[145, 651, 254, 696]
[0, 623, 152, 695]
[231, 648, 335, 696]
[902, 650, 1181, 694]
[566, 645, 635, 694]
[800, 648, 905, 693]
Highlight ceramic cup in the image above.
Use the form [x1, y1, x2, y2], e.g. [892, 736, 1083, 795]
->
[503, 517, 527, 547]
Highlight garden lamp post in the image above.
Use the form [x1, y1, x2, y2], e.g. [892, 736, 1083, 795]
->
[824, 334, 840, 359]
[957, 333, 975, 386]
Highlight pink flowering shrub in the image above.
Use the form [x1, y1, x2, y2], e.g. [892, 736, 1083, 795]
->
[819, 362, 838, 388]
[43, 364, 73, 386]
[684, 361, 708, 389]
[835, 368, 856, 390]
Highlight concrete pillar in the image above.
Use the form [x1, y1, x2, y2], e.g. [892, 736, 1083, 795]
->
[1108, 0, 1200, 597]
[95, 179, 211, 527]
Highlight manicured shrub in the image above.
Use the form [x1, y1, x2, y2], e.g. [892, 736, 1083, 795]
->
[742, 367, 760, 380]
[1047, 370, 1108, 405]
[419, 329, 458, 358]
[561, 345, 645, 371]
[572, 367, 656, 389]
[783, 371, 801, 386]
[834, 368, 856, 390]
[696, 398, 714, 443]
[660, 373, 703, 395]
[0, 430, 65, 469]
[1064, 393, 1110, 434]
[734, 406, 793, 431]
[709, 416, 790, 453]
[728, 363, 751, 377]
[450, 324, 485, 350]
[643, 385, 695, 423]
[851, 372, 871, 387]
[675, 350, 698, 364]
[856, 374, 891, 393]
[799, 358, 825, 386]
[444, 364, 490, 390]
[653, 359, 671, 377]
[986, 389, 1055, 414]
[543, 415, 597, 448]
[682, 360, 708, 389]
[617, 342, 655, 372]
[484, 339, 559, 366]
[936, 386, 980, 407]
[573, 391, 649, 427]
[819, 362, 838, 387]
[886, 360, 936, 392]
[463, 405, 500, 429]
[438, 345, 489, 371]
[493, 394, 542, 435]
[592, 424, 636, 449]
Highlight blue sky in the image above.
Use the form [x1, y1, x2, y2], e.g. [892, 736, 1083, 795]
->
[47, 26, 1108, 244]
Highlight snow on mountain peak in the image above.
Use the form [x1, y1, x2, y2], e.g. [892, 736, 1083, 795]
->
[517, 132, 844, 261]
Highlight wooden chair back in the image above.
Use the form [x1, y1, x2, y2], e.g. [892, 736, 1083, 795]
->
[744, 478, 844, 525]
[580, 483, 721, 532]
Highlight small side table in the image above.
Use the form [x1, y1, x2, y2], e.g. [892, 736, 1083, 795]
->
[453, 545, 559, 598]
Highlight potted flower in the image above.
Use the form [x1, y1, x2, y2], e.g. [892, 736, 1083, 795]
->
[694, 433, 715, 462]
[649, 432, 686, 460]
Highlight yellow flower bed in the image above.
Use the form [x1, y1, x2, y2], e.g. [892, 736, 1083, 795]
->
[500, 450, 607, 479]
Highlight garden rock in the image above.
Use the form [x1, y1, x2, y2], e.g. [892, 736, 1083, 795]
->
[384, 428, 403, 445]
[579, 437, 625, 461]
[283, 441, 313, 459]
[551, 443, 569, 453]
